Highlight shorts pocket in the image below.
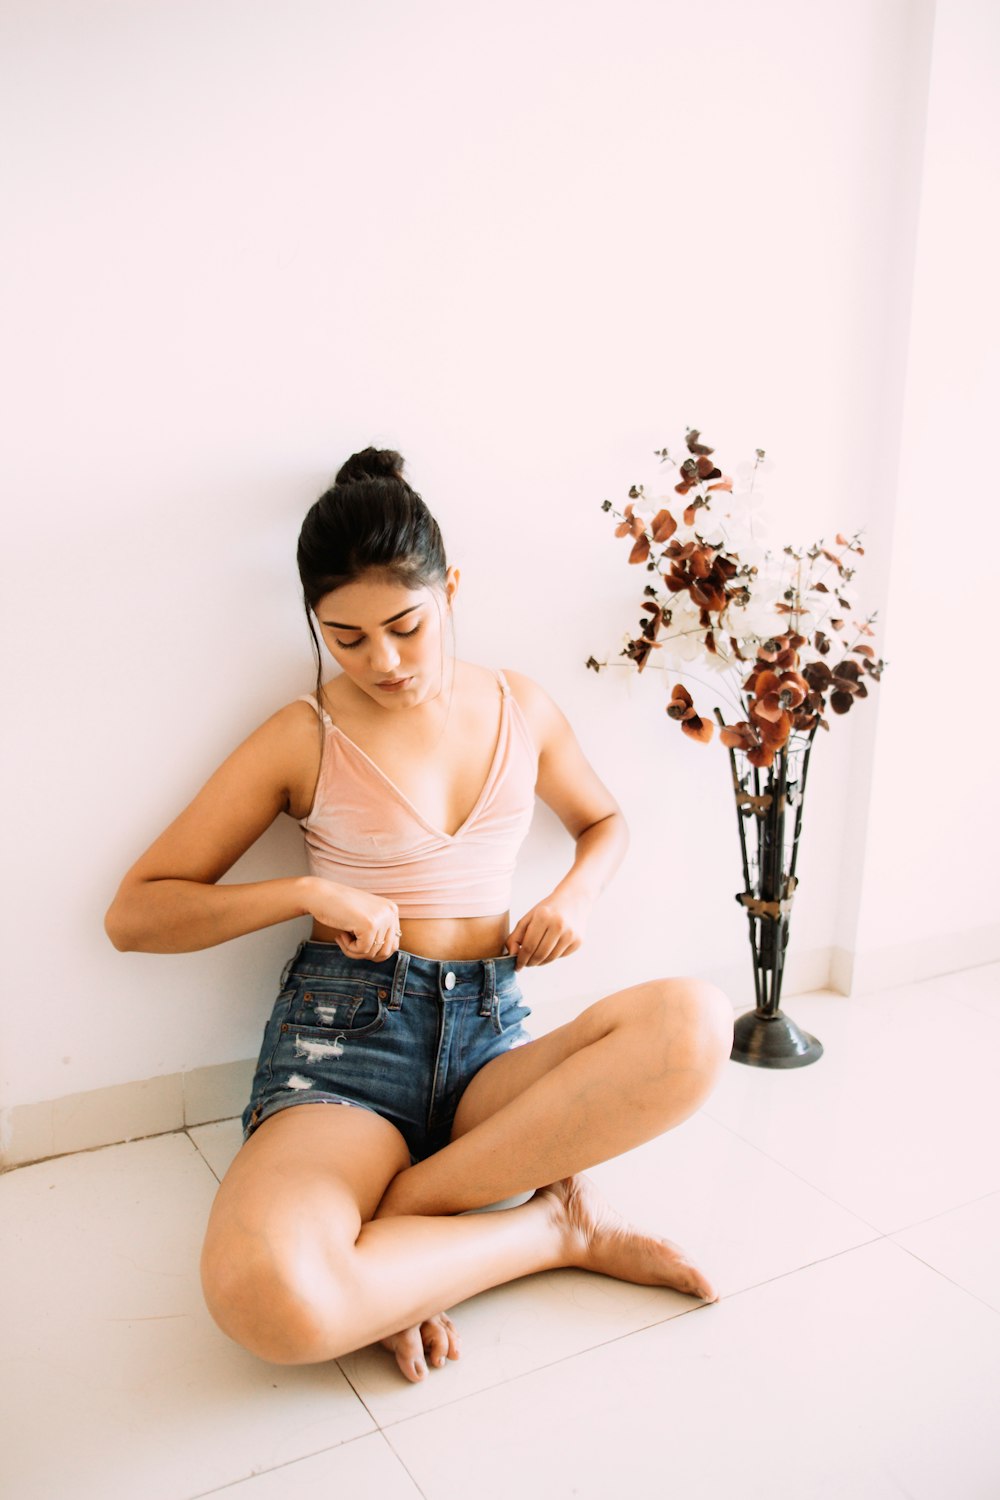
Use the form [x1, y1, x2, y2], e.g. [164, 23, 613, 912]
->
[286, 977, 387, 1034]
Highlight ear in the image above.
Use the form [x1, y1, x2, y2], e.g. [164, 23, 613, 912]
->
[444, 565, 461, 608]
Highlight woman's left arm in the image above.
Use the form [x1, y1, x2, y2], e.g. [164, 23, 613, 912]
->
[505, 671, 629, 970]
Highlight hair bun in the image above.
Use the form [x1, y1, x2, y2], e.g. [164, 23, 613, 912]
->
[335, 446, 405, 486]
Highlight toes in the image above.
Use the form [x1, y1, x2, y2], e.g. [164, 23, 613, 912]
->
[440, 1312, 461, 1360]
[389, 1325, 428, 1383]
[680, 1263, 717, 1302]
[422, 1312, 460, 1368]
[380, 1314, 462, 1382]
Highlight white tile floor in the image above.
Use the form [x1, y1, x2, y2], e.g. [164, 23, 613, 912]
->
[3, 965, 1000, 1500]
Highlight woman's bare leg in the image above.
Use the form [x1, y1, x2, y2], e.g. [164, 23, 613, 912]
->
[201, 978, 732, 1378]
[201, 1104, 609, 1373]
[373, 977, 733, 1365]
[374, 976, 734, 1219]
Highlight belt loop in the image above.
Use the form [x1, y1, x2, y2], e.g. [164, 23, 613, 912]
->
[279, 940, 305, 990]
[389, 950, 409, 1010]
[479, 957, 496, 1018]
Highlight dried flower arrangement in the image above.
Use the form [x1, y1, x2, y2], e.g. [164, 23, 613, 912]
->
[587, 428, 886, 768]
[588, 427, 890, 1068]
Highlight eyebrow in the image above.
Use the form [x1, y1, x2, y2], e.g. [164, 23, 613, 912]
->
[321, 604, 422, 631]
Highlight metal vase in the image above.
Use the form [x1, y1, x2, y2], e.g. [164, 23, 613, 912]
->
[715, 712, 823, 1068]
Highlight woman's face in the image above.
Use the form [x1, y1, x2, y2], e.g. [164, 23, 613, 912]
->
[314, 566, 459, 708]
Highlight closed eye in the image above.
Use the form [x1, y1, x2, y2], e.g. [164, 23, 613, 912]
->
[335, 624, 422, 650]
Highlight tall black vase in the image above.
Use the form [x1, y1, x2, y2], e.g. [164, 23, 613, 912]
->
[715, 712, 823, 1069]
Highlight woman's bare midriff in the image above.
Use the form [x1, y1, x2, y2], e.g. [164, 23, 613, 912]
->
[309, 912, 512, 962]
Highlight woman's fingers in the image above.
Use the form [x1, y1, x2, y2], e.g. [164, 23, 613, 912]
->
[512, 914, 578, 967]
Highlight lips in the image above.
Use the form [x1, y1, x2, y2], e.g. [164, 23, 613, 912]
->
[375, 677, 413, 692]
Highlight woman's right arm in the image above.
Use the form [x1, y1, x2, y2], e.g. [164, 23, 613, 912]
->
[104, 703, 398, 956]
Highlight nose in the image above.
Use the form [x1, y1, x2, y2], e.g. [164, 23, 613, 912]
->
[369, 633, 402, 674]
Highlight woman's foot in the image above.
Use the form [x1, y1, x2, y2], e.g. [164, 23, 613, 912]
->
[538, 1173, 719, 1302]
[379, 1311, 461, 1382]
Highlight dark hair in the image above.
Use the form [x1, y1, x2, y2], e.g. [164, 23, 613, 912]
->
[297, 445, 449, 703]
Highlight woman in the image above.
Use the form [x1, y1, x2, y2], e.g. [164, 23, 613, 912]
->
[105, 446, 734, 1384]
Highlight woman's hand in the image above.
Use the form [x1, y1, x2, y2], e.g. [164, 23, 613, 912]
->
[505, 889, 589, 970]
[303, 877, 402, 961]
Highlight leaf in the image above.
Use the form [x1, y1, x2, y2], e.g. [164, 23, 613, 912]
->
[751, 669, 781, 696]
[685, 428, 714, 456]
[748, 744, 776, 769]
[651, 508, 677, 543]
[803, 660, 833, 690]
[629, 534, 651, 564]
[681, 716, 714, 744]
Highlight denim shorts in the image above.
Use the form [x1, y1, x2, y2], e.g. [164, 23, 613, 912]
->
[241, 940, 534, 1165]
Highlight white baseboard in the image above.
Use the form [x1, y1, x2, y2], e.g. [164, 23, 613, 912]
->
[832, 920, 1000, 998]
[699, 944, 841, 1013]
[0, 955, 832, 1171]
[4, 928, 996, 1171]
[0, 1058, 255, 1173]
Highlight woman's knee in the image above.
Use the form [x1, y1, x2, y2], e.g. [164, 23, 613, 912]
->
[645, 977, 734, 1076]
[201, 1220, 352, 1365]
[198, 1103, 410, 1362]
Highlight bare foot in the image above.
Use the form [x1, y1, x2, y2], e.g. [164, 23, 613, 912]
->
[538, 1174, 719, 1302]
[379, 1311, 461, 1383]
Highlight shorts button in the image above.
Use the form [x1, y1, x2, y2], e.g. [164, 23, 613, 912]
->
[443, 970, 457, 991]
[378, 988, 388, 1000]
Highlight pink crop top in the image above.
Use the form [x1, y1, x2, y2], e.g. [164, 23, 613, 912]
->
[297, 669, 539, 918]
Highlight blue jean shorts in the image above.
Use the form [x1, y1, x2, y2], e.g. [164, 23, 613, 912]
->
[241, 940, 534, 1164]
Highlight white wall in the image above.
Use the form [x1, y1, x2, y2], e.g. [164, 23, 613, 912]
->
[849, 0, 1000, 988]
[1, 0, 947, 1115]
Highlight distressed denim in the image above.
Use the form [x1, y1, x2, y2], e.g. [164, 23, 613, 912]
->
[242, 940, 533, 1164]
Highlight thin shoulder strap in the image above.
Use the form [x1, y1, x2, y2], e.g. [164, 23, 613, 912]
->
[494, 668, 511, 697]
[296, 693, 333, 725]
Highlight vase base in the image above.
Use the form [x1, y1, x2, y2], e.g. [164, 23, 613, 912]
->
[730, 1008, 823, 1068]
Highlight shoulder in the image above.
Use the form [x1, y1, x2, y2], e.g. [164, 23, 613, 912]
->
[501, 669, 620, 830]
[500, 669, 570, 753]
[231, 697, 328, 821]
[253, 696, 327, 747]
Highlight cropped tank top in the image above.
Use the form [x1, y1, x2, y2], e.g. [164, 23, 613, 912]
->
[297, 669, 539, 918]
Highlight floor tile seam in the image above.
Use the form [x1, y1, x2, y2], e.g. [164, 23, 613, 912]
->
[368, 1298, 746, 1433]
[0, 1122, 207, 1177]
[887, 1240, 1000, 1319]
[697, 1107, 888, 1232]
[182, 1426, 388, 1500]
[379, 1427, 432, 1499]
[183, 1126, 225, 1184]
[705, 1233, 893, 1309]
[886, 1184, 1000, 1237]
[946, 992, 1000, 1026]
[337, 1353, 387, 1429]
